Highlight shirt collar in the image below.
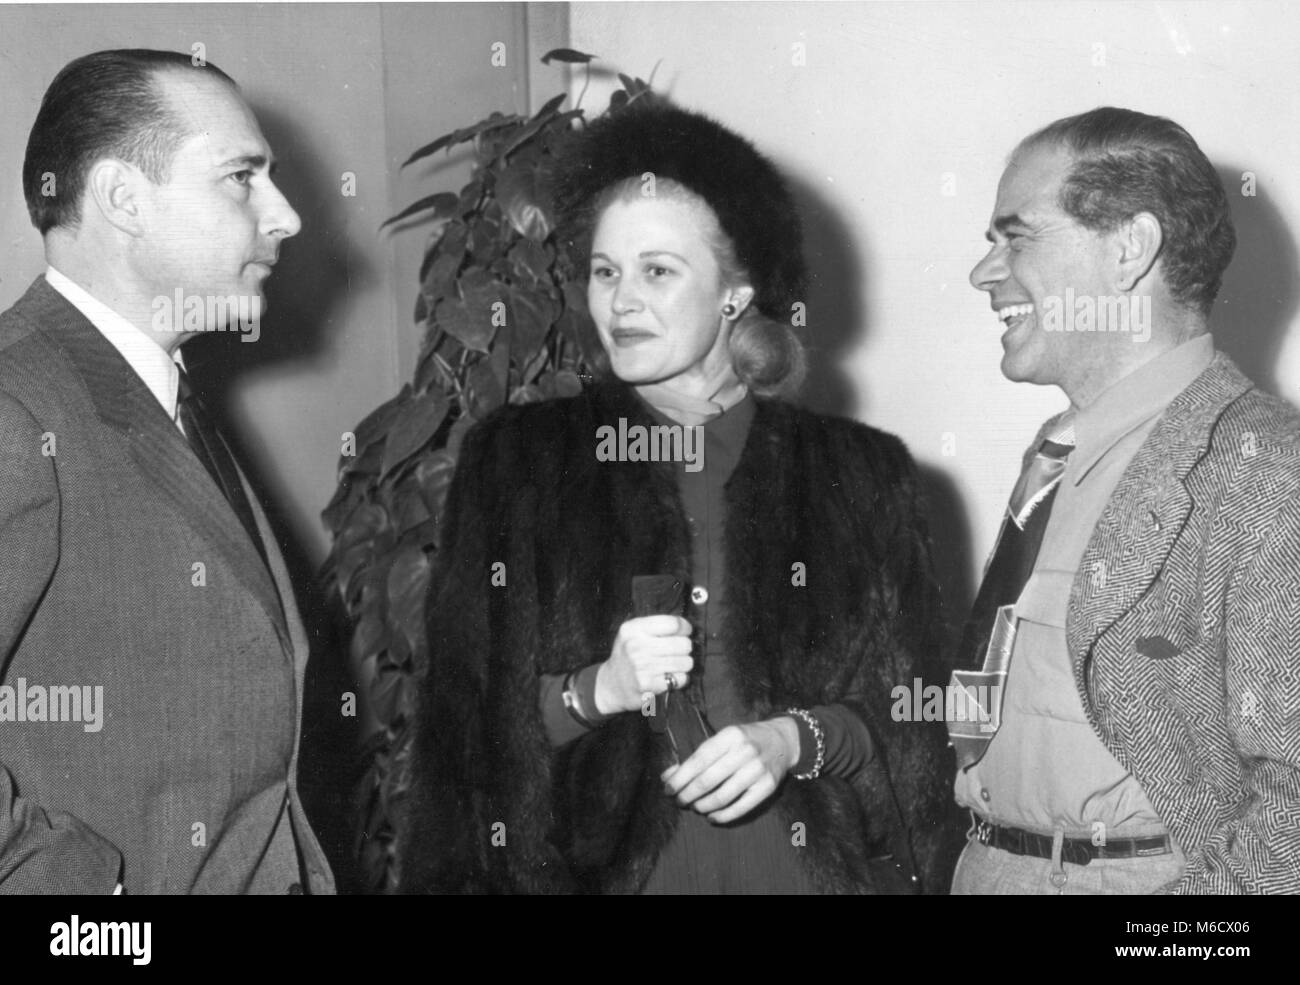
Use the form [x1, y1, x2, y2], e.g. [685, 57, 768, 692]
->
[633, 379, 749, 426]
[45, 265, 185, 423]
[1068, 334, 1216, 484]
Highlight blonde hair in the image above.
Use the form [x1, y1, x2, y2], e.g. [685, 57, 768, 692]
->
[589, 177, 806, 398]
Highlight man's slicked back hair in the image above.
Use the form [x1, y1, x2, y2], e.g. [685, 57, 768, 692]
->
[1020, 106, 1236, 314]
[23, 48, 236, 234]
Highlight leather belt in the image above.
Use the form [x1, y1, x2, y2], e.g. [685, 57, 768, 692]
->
[968, 811, 1173, 867]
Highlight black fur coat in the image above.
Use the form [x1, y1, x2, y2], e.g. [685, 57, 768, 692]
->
[399, 381, 960, 893]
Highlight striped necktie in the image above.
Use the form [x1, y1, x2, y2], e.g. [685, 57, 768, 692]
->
[948, 421, 1075, 768]
[176, 368, 271, 572]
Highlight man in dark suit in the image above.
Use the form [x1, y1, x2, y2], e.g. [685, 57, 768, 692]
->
[0, 49, 334, 893]
[950, 107, 1300, 893]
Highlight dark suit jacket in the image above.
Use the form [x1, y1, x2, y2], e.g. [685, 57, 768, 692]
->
[0, 277, 334, 894]
[1029, 351, 1300, 893]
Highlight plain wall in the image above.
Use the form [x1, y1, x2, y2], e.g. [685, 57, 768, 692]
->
[569, 0, 1300, 629]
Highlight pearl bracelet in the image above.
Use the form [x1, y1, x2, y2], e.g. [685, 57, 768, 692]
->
[786, 707, 825, 780]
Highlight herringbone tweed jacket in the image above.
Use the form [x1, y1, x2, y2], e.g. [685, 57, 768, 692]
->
[1033, 351, 1300, 894]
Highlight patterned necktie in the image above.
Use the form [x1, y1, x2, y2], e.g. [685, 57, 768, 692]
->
[176, 368, 271, 572]
[947, 422, 1075, 768]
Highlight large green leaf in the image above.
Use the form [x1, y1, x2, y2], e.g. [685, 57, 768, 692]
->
[369, 660, 405, 723]
[496, 165, 553, 242]
[385, 545, 431, 657]
[421, 253, 462, 308]
[421, 221, 468, 283]
[391, 475, 432, 533]
[456, 179, 485, 218]
[334, 502, 391, 603]
[339, 435, 384, 479]
[380, 192, 458, 231]
[530, 91, 568, 120]
[458, 267, 503, 331]
[354, 387, 409, 451]
[540, 48, 595, 65]
[495, 108, 581, 166]
[507, 287, 555, 367]
[509, 383, 546, 405]
[433, 297, 493, 354]
[468, 209, 503, 260]
[352, 606, 388, 665]
[507, 239, 552, 284]
[400, 112, 522, 169]
[414, 450, 459, 518]
[380, 390, 450, 477]
[464, 340, 509, 420]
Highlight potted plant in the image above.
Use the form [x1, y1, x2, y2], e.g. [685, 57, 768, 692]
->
[321, 50, 654, 892]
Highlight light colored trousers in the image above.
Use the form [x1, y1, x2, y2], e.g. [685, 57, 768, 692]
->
[951, 836, 1186, 894]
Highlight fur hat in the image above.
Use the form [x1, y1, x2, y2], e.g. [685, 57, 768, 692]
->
[553, 99, 807, 322]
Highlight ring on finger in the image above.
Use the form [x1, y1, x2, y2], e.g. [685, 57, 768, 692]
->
[664, 672, 678, 692]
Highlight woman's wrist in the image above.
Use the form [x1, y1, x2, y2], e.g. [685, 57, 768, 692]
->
[586, 662, 621, 718]
[771, 715, 801, 768]
[591, 661, 615, 715]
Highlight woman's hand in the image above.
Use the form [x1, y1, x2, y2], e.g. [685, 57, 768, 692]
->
[592, 615, 694, 715]
[661, 717, 800, 824]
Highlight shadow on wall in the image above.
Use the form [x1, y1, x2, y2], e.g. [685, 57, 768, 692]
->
[1212, 164, 1299, 397]
[790, 173, 864, 421]
[790, 174, 974, 654]
[918, 463, 975, 657]
[183, 101, 373, 893]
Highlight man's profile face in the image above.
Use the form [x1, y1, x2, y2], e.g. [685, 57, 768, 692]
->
[133, 70, 300, 331]
[969, 142, 1116, 393]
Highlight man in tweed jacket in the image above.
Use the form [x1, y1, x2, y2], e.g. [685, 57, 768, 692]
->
[954, 107, 1300, 894]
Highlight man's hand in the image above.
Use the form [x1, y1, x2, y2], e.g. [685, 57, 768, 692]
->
[592, 615, 694, 715]
[661, 717, 800, 824]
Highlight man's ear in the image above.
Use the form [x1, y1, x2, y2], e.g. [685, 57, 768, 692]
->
[1115, 211, 1163, 293]
[84, 158, 148, 237]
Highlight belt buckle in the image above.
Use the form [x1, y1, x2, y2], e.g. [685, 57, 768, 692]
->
[972, 816, 993, 846]
[1062, 838, 1093, 867]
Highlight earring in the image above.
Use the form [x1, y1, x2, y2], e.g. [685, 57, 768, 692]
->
[722, 302, 737, 318]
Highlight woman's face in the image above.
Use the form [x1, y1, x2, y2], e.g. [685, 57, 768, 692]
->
[587, 193, 737, 389]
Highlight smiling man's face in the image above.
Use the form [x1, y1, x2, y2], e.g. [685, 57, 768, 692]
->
[969, 142, 1118, 394]
[132, 69, 300, 331]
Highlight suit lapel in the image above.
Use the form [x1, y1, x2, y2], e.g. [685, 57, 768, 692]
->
[1068, 353, 1252, 667]
[22, 279, 290, 647]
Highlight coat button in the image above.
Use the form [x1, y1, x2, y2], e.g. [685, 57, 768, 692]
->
[287, 882, 304, 895]
[980, 787, 991, 802]
[691, 585, 709, 605]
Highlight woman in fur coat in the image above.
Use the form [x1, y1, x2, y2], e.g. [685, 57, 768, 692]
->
[399, 100, 959, 894]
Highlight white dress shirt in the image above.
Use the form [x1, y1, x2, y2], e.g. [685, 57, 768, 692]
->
[45, 265, 185, 431]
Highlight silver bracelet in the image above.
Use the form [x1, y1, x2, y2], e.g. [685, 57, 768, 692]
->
[786, 707, 825, 780]
[562, 671, 597, 729]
